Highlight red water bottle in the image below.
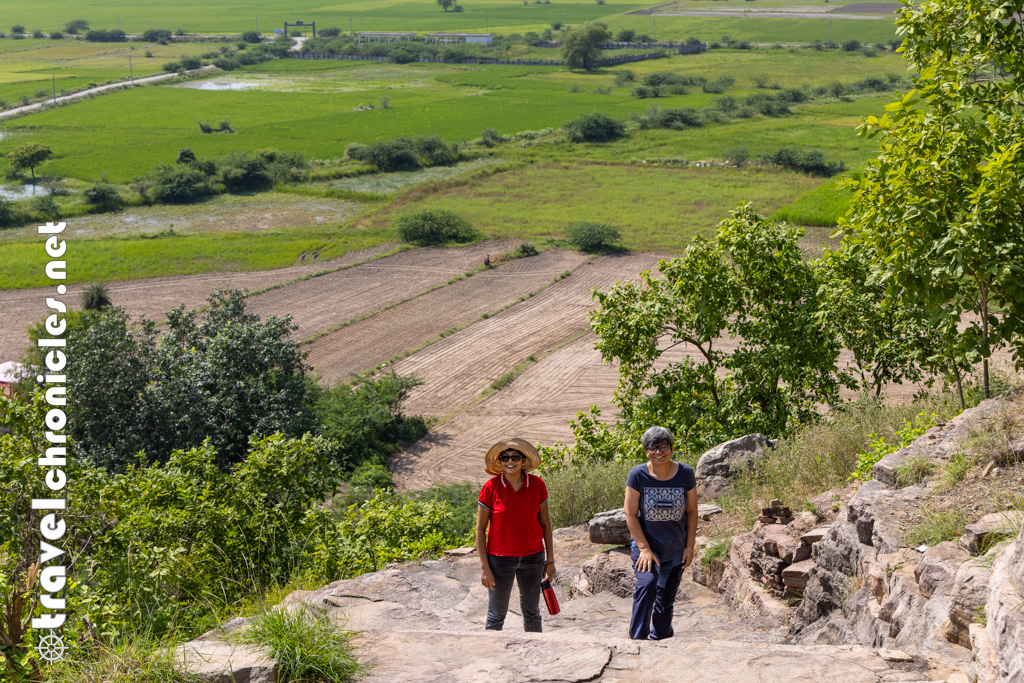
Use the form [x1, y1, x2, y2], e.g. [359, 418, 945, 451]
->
[541, 579, 560, 615]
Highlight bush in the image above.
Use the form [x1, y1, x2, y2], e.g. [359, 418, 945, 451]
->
[842, 39, 862, 52]
[760, 148, 846, 177]
[349, 461, 394, 491]
[83, 183, 124, 208]
[162, 60, 181, 72]
[408, 482, 479, 540]
[320, 27, 342, 38]
[82, 282, 113, 310]
[33, 194, 61, 219]
[390, 47, 416, 63]
[214, 57, 240, 70]
[632, 104, 704, 130]
[0, 196, 18, 227]
[218, 151, 272, 191]
[65, 19, 89, 35]
[723, 147, 750, 166]
[479, 128, 505, 147]
[565, 221, 621, 251]
[141, 29, 172, 42]
[395, 209, 478, 245]
[240, 30, 262, 43]
[347, 136, 457, 172]
[615, 29, 636, 42]
[613, 70, 636, 87]
[85, 29, 128, 42]
[544, 459, 635, 528]
[180, 55, 202, 70]
[49, 30, 64, 39]
[151, 164, 204, 202]
[563, 111, 626, 142]
[11, 25, 24, 35]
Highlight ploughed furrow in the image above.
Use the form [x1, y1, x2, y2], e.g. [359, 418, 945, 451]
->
[391, 333, 619, 491]
[0, 244, 395, 362]
[394, 252, 662, 420]
[246, 241, 515, 340]
[306, 249, 589, 384]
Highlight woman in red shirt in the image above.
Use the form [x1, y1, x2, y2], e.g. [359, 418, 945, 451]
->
[476, 437, 556, 632]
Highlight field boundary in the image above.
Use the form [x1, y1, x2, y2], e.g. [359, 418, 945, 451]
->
[291, 51, 673, 67]
[244, 244, 410, 301]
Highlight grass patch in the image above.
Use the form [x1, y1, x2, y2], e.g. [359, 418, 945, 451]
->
[894, 454, 936, 488]
[700, 537, 731, 567]
[45, 631, 201, 683]
[490, 354, 538, 392]
[938, 451, 972, 490]
[544, 459, 635, 528]
[232, 605, 363, 683]
[770, 177, 853, 226]
[903, 505, 970, 547]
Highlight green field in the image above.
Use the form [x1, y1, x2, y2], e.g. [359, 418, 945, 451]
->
[0, 49, 905, 182]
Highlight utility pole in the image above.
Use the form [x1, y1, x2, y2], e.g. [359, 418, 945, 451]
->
[255, 15, 258, 33]
[52, 72, 56, 103]
[350, 18, 353, 34]
[128, 56, 134, 84]
[828, 17, 832, 43]
[118, 15, 120, 30]
[653, 18, 656, 41]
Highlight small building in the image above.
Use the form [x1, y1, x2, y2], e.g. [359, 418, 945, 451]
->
[0, 361, 24, 400]
[424, 32, 494, 45]
[356, 31, 417, 44]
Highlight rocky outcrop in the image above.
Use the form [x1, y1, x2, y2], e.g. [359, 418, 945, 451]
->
[696, 433, 773, 498]
[986, 515, 1024, 683]
[588, 505, 724, 545]
[958, 511, 1024, 556]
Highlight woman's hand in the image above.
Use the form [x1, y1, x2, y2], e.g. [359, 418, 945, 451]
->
[634, 547, 660, 573]
[681, 547, 694, 569]
[480, 567, 496, 590]
[544, 562, 556, 583]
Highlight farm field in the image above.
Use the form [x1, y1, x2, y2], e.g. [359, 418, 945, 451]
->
[305, 247, 589, 381]
[246, 240, 508, 341]
[393, 251, 663, 418]
[0, 242, 397, 361]
[0, 49, 905, 182]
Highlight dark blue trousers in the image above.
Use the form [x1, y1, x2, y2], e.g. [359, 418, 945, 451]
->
[629, 545, 684, 640]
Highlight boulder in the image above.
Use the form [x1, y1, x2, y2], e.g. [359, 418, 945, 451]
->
[589, 509, 630, 545]
[695, 433, 773, 498]
[782, 559, 816, 592]
[175, 640, 277, 683]
[800, 527, 832, 547]
[957, 510, 1024, 556]
[913, 542, 968, 599]
[573, 548, 635, 598]
[986, 514, 1024, 683]
[759, 525, 807, 563]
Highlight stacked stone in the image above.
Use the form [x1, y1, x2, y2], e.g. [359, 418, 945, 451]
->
[747, 500, 831, 599]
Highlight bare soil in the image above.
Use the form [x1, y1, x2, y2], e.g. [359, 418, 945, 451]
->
[0, 243, 395, 362]
[305, 248, 589, 384]
[247, 241, 516, 342]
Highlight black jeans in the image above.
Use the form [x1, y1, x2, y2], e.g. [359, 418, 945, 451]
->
[485, 550, 545, 632]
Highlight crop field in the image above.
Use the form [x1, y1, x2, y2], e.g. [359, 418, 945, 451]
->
[393, 251, 662, 419]
[246, 240, 507, 341]
[305, 248, 589, 382]
[356, 163, 826, 250]
[0, 242, 397, 361]
[0, 49, 905, 182]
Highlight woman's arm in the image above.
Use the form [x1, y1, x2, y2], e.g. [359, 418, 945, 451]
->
[476, 505, 495, 589]
[682, 488, 698, 569]
[538, 501, 556, 582]
[625, 486, 659, 572]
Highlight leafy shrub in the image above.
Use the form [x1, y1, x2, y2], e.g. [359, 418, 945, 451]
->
[349, 461, 394, 490]
[64, 19, 89, 35]
[613, 70, 636, 86]
[480, 128, 505, 147]
[723, 147, 750, 166]
[701, 76, 734, 94]
[151, 164, 204, 202]
[849, 411, 939, 481]
[842, 39, 862, 52]
[320, 27, 342, 38]
[83, 183, 124, 208]
[563, 111, 626, 142]
[10, 25, 24, 34]
[760, 148, 846, 177]
[240, 30, 262, 43]
[0, 196, 19, 227]
[347, 136, 457, 171]
[544, 459, 635, 528]
[141, 29, 172, 42]
[395, 209, 478, 245]
[85, 29, 128, 42]
[49, 30, 64, 39]
[632, 103, 704, 130]
[508, 242, 539, 259]
[82, 282, 113, 310]
[32, 29, 45, 39]
[218, 151, 272, 191]
[214, 57, 240, 70]
[390, 47, 416, 63]
[615, 29, 636, 42]
[33, 194, 61, 219]
[744, 92, 792, 116]
[161, 61, 181, 72]
[180, 55, 202, 70]
[565, 221, 621, 251]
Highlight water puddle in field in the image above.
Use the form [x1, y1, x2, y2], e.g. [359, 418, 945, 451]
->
[0, 184, 45, 200]
[324, 157, 509, 195]
[180, 81, 264, 91]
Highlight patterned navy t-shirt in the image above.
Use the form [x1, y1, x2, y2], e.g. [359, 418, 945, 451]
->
[626, 462, 697, 559]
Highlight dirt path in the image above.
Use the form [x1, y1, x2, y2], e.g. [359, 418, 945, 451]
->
[247, 241, 516, 342]
[0, 243, 396, 361]
[305, 248, 590, 384]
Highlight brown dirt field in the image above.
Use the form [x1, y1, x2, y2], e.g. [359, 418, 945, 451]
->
[246, 241, 517, 342]
[0, 243, 396, 362]
[305, 248, 590, 384]
[391, 332, 620, 491]
[392, 252, 666, 420]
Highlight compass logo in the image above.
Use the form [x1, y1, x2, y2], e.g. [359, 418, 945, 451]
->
[36, 634, 66, 663]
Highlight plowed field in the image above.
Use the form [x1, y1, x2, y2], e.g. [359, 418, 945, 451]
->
[305, 249, 590, 384]
[0, 243, 395, 361]
[246, 241, 515, 341]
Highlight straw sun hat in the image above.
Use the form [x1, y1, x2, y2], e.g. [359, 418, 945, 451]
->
[484, 438, 541, 475]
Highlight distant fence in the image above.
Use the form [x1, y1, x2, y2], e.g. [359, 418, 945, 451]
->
[292, 51, 673, 66]
[532, 41, 707, 54]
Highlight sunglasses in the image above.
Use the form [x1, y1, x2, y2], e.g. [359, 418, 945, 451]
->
[498, 452, 523, 463]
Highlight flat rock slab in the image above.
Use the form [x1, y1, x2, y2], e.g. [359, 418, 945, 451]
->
[175, 640, 277, 683]
[355, 631, 918, 683]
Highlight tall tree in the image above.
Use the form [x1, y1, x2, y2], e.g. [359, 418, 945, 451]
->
[560, 22, 611, 70]
[839, 0, 1024, 401]
[5, 143, 52, 184]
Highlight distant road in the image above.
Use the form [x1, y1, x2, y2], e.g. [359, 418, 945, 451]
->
[0, 66, 214, 121]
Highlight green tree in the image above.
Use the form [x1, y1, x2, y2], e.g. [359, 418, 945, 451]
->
[560, 22, 611, 70]
[64, 19, 89, 35]
[437, 0, 457, 10]
[840, 0, 1024, 401]
[5, 142, 52, 184]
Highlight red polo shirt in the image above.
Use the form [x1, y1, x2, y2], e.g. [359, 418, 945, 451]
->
[478, 472, 548, 557]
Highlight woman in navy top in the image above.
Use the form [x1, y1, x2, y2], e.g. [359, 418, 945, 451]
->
[624, 425, 697, 640]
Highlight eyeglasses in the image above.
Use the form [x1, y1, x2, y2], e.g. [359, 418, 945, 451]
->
[645, 444, 672, 454]
[498, 452, 523, 462]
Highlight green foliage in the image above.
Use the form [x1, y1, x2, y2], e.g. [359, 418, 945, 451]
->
[233, 605, 363, 683]
[44, 631, 203, 683]
[849, 411, 939, 481]
[85, 29, 128, 42]
[508, 242, 539, 259]
[217, 151, 273, 191]
[33, 193, 61, 219]
[701, 537, 731, 566]
[347, 135, 458, 172]
[895, 454, 937, 487]
[56, 290, 311, 471]
[0, 196, 18, 227]
[5, 141, 52, 182]
[904, 505, 970, 547]
[349, 461, 394, 491]
[479, 128, 505, 147]
[240, 30, 262, 44]
[760, 148, 846, 177]
[561, 21, 611, 70]
[140, 29, 173, 42]
[437, 0, 458, 11]
[407, 482, 479, 541]
[394, 208, 478, 245]
[151, 163, 205, 203]
[588, 204, 848, 456]
[81, 281, 112, 310]
[631, 104, 704, 130]
[841, 0, 1024, 401]
[563, 111, 626, 142]
[939, 451, 972, 489]
[64, 19, 89, 34]
[565, 221, 621, 252]
[83, 182, 124, 208]
[543, 459, 636, 528]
